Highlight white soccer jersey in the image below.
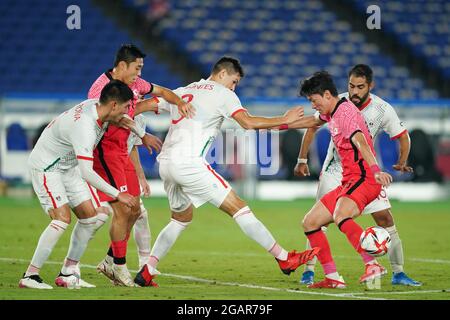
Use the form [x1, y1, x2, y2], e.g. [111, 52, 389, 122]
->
[156, 79, 245, 161]
[127, 114, 146, 155]
[321, 93, 407, 175]
[28, 99, 108, 172]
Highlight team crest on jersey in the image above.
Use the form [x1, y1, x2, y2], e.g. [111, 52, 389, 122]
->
[120, 185, 128, 192]
[56, 196, 61, 201]
[332, 127, 339, 135]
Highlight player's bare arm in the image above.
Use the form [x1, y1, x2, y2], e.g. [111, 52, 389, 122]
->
[232, 106, 304, 130]
[152, 84, 196, 118]
[350, 131, 393, 187]
[130, 146, 151, 197]
[116, 115, 163, 154]
[393, 132, 413, 173]
[77, 158, 137, 208]
[134, 97, 159, 115]
[294, 126, 320, 177]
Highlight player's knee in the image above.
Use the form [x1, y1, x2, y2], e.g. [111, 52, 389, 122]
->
[373, 210, 394, 228]
[171, 206, 193, 223]
[302, 215, 318, 231]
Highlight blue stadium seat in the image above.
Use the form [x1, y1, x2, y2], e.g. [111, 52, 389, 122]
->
[0, 0, 183, 95]
[7, 123, 29, 150]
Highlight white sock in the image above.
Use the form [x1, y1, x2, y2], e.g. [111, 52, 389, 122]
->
[386, 225, 404, 273]
[26, 220, 68, 277]
[90, 204, 112, 239]
[149, 218, 190, 264]
[65, 216, 97, 264]
[325, 272, 341, 281]
[233, 207, 284, 257]
[134, 205, 151, 268]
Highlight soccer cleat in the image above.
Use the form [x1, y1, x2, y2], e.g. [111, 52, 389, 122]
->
[134, 264, 159, 287]
[300, 270, 315, 285]
[78, 278, 96, 288]
[19, 274, 53, 289]
[96, 257, 115, 282]
[277, 247, 321, 275]
[55, 273, 81, 289]
[112, 264, 137, 287]
[62, 263, 96, 288]
[308, 276, 346, 289]
[359, 262, 387, 283]
[392, 272, 422, 286]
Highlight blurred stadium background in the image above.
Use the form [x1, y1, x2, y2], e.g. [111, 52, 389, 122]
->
[1, 0, 449, 201]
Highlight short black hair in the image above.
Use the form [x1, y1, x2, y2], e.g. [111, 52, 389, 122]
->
[348, 64, 373, 84]
[113, 44, 146, 67]
[299, 71, 338, 97]
[99, 80, 134, 104]
[212, 56, 244, 77]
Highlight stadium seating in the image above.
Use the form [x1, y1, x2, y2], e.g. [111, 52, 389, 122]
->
[349, 0, 450, 80]
[0, 0, 183, 95]
[6, 123, 29, 150]
[133, 0, 441, 100]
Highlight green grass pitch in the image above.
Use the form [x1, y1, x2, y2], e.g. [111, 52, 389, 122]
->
[1, 196, 449, 300]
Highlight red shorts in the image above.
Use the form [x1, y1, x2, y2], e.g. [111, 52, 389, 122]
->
[320, 178, 382, 214]
[93, 155, 140, 202]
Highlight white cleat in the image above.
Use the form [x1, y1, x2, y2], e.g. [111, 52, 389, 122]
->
[79, 278, 96, 288]
[19, 274, 53, 289]
[64, 263, 96, 288]
[112, 264, 137, 287]
[97, 257, 115, 282]
[55, 273, 81, 289]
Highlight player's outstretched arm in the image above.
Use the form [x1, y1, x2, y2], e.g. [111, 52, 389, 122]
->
[294, 127, 319, 177]
[393, 132, 413, 173]
[77, 158, 137, 208]
[351, 131, 393, 187]
[134, 97, 160, 116]
[232, 106, 304, 130]
[152, 84, 196, 118]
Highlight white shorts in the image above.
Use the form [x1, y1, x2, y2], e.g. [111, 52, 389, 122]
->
[317, 171, 391, 215]
[159, 159, 231, 212]
[30, 167, 91, 214]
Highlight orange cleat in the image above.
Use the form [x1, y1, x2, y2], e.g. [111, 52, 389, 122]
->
[308, 277, 346, 289]
[277, 247, 321, 275]
[359, 263, 387, 283]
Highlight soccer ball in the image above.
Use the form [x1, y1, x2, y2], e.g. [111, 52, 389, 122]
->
[359, 226, 391, 257]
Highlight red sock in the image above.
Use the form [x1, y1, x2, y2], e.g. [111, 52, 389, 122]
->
[111, 240, 127, 265]
[306, 229, 336, 274]
[338, 218, 364, 253]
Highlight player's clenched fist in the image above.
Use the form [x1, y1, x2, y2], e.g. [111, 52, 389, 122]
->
[177, 101, 196, 119]
[284, 106, 304, 124]
[374, 171, 393, 187]
[117, 192, 137, 208]
[142, 133, 163, 154]
[294, 163, 310, 177]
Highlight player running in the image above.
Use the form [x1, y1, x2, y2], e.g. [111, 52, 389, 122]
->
[287, 71, 392, 288]
[133, 56, 320, 287]
[19, 81, 137, 289]
[295, 65, 421, 286]
[88, 44, 194, 287]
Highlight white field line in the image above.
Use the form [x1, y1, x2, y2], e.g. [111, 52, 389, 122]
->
[1, 257, 385, 300]
[3, 257, 449, 300]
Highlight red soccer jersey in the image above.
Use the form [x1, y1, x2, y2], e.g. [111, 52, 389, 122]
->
[88, 70, 153, 157]
[319, 98, 377, 183]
